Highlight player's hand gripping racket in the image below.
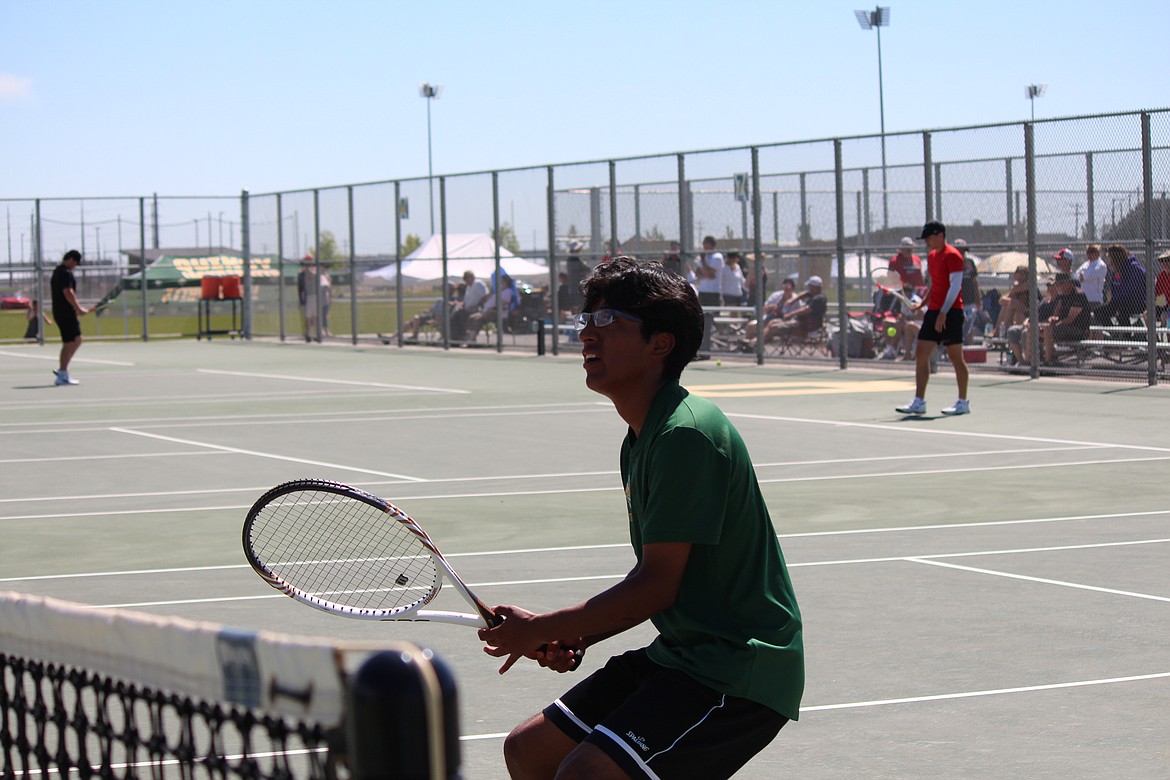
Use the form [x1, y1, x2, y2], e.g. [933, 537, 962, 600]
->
[870, 268, 918, 310]
[243, 478, 500, 628]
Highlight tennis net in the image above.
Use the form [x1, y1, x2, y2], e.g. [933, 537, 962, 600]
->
[0, 590, 457, 779]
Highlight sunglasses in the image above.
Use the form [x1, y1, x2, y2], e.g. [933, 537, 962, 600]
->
[573, 308, 643, 331]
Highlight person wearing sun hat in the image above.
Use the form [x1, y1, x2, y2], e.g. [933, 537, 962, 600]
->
[896, 221, 970, 416]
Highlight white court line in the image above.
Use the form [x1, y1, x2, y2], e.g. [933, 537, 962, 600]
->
[1, 404, 611, 435]
[93, 574, 627, 610]
[782, 508, 1170, 538]
[789, 537, 1170, 568]
[801, 671, 1170, 713]
[8, 536, 1163, 591]
[907, 557, 1170, 603]
[0, 543, 631, 583]
[196, 367, 470, 394]
[0, 470, 620, 504]
[758, 454, 1170, 484]
[727, 412, 1170, 453]
[459, 671, 1170, 740]
[0, 350, 135, 366]
[109, 427, 427, 482]
[0, 402, 608, 431]
[0, 451, 229, 466]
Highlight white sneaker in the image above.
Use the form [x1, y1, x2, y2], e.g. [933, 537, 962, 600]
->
[942, 399, 970, 416]
[896, 398, 926, 415]
[53, 370, 79, 386]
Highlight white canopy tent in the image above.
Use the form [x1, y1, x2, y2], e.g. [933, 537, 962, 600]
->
[364, 234, 549, 284]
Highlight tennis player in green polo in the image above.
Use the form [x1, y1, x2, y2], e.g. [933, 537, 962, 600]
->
[480, 256, 804, 779]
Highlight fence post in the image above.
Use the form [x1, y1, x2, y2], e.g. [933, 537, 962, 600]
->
[312, 189, 322, 342]
[1005, 158, 1015, 247]
[440, 176, 449, 351]
[241, 189, 251, 340]
[934, 162, 942, 223]
[677, 154, 688, 268]
[834, 139, 848, 370]
[139, 197, 148, 341]
[1085, 152, 1096, 241]
[394, 181, 403, 347]
[492, 171, 503, 353]
[922, 131, 934, 222]
[546, 166, 558, 356]
[1025, 123, 1040, 379]
[751, 147, 764, 366]
[609, 160, 619, 257]
[33, 200, 43, 345]
[276, 193, 286, 342]
[348, 185, 357, 346]
[1141, 112, 1157, 386]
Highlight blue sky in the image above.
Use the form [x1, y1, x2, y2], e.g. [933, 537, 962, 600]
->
[2, 0, 1168, 200]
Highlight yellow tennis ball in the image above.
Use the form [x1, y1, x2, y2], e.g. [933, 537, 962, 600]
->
[886, 326, 898, 338]
[716, 359, 722, 366]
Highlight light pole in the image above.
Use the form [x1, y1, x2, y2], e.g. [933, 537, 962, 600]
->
[855, 6, 891, 230]
[1026, 84, 1046, 122]
[419, 82, 443, 236]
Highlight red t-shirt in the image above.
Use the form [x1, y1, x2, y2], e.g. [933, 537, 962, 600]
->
[926, 244, 965, 311]
[889, 253, 924, 288]
[1155, 269, 1170, 305]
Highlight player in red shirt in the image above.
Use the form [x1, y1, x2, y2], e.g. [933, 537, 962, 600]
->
[889, 237, 925, 288]
[896, 222, 970, 416]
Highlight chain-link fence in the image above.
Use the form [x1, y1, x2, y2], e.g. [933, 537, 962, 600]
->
[4, 109, 1168, 383]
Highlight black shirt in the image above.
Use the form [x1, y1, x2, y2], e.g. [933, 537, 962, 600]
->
[50, 264, 77, 320]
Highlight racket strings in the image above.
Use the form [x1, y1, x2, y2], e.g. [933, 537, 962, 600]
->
[250, 490, 440, 614]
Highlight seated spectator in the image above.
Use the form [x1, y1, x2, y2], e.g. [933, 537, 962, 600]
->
[1075, 244, 1108, 311]
[1155, 250, 1170, 327]
[871, 282, 918, 360]
[762, 276, 827, 342]
[392, 284, 455, 341]
[1095, 244, 1147, 327]
[994, 265, 1031, 337]
[1040, 273, 1091, 364]
[744, 277, 798, 343]
[889, 237, 925, 288]
[23, 299, 53, 340]
[465, 275, 516, 341]
[451, 270, 489, 339]
[1006, 277, 1054, 365]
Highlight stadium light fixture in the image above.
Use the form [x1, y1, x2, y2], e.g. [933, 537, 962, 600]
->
[1025, 83, 1047, 122]
[419, 83, 443, 236]
[855, 6, 891, 230]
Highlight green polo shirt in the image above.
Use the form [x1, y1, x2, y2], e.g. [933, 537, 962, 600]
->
[620, 380, 804, 720]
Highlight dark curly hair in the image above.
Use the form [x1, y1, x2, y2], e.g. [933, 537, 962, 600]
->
[581, 256, 703, 380]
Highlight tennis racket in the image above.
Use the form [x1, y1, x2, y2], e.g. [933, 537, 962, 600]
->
[243, 478, 499, 628]
[870, 268, 917, 311]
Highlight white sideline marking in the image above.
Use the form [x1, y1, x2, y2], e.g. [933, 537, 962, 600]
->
[800, 671, 1170, 712]
[458, 672, 1170, 741]
[727, 412, 1170, 453]
[108, 427, 426, 481]
[907, 557, 1170, 603]
[0, 350, 135, 366]
[196, 367, 470, 393]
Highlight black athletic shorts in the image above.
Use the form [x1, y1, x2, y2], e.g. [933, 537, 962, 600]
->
[55, 312, 81, 342]
[918, 309, 964, 346]
[543, 648, 788, 779]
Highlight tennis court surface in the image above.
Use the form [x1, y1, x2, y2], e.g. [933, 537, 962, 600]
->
[2, 340, 1168, 779]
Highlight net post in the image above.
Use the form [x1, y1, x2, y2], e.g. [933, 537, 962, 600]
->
[345, 646, 460, 780]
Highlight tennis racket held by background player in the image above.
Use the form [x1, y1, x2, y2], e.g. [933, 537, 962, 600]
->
[870, 268, 919, 311]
